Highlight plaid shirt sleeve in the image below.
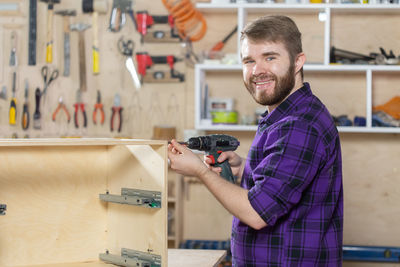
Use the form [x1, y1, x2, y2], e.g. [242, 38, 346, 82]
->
[248, 118, 326, 226]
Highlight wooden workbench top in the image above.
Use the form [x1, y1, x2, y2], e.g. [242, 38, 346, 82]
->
[19, 249, 227, 267]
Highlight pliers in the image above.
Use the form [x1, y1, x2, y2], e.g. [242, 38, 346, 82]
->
[52, 96, 71, 123]
[111, 93, 123, 132]
[74, 90, 87, 128]
[93, 90, 105, 125]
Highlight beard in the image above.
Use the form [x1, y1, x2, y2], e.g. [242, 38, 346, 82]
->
[244, 62, 296, 106]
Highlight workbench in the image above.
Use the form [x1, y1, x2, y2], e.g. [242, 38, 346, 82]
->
[14, 249, 226, 267]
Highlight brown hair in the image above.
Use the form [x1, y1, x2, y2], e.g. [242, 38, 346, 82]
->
[241, 15, 303, 63]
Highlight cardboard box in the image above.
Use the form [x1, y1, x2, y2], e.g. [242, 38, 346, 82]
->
[0, 139, 168, 267]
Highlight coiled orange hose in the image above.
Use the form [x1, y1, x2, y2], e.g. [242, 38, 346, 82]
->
[162, 0, 207, 42]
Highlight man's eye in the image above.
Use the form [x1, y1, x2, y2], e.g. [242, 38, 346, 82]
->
[243, 60, 254, 64]
[266, 57, 275, 61]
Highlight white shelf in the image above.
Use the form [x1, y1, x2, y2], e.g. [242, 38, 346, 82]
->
[196, 63, 400, 72]
[197, 3, 400, 13]
[194, 122, 400, 133]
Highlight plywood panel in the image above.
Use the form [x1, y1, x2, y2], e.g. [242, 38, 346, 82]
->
[340, 133, 400, 246]
[0, 139, 168, 267]
[0, 146, 109, 266]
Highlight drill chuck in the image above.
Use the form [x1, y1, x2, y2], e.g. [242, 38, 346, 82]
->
[187, 134, 240, 152]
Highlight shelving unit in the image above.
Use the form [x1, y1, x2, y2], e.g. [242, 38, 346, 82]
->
[194, 2, 400, 133]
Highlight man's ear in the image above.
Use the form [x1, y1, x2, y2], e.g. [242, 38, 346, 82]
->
[295, 52, 306, 72]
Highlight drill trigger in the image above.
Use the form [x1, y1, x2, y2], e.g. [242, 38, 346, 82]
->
[207, 155, 216, 164]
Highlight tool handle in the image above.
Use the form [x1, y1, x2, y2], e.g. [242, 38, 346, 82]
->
[78, 32, 87, 92]
[22, 104, 29, 130]
[211, 42, 224, 52]
[110, 108, 115, 131]
[118, 108, 123, 132]
[208, 151, 236, 183]
[93, 12, 100, 74]
[9, 98, 17, 125]
[63, 32, 70, 76]
[74, 104, 79, 128]
[35, 88, 41, 113]
[82, 108, 87, 128]
[46, 6, 54, 63]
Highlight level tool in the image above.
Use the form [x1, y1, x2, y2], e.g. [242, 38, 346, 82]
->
[28, 0, 37, 65]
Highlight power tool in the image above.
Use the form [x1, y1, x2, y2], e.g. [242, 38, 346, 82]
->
[0, 204, 6, 215]
[136, 10, 179, 43]
[136, 52, 184, 83]
[183, 134, 240, 183]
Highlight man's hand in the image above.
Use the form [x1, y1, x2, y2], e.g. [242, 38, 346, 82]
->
[204, 151, 245, 180]
[168, 139, 209, 178]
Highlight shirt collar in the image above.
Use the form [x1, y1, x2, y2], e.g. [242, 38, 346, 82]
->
[259, 82, 312, 127]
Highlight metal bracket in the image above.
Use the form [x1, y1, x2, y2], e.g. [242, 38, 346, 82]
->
[99, 188, 161, 208]
[99, 248, 161, 267]
[0, 204, 6, 215]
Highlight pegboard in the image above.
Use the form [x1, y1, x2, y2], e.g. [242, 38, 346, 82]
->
[0, 0, 188, 139]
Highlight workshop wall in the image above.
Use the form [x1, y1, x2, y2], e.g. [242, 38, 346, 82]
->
[0, 0, 187, 139]
[2, 1, 400, 266]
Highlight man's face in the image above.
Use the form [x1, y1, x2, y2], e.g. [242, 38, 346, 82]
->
[241, 39, 296, 107]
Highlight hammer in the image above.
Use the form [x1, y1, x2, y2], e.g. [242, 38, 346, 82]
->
[70, 23, 91, 92]
[40, 0, 61, 63]
[55, 9, 76, 77]
[82, 0, 108, 75]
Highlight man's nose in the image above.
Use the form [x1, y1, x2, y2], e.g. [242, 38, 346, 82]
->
[252, 62, 266, 76]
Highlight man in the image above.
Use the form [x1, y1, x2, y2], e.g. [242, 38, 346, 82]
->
[168, 15, 343, 266]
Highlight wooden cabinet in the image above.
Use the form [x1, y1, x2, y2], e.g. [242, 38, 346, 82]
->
[167, 172, 183, 248]
[0, 138, 168, 267]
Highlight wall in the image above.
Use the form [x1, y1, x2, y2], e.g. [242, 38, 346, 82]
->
[0, 0, 187, 139]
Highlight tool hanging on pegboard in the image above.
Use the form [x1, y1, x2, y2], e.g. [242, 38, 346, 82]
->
[161, 0, 207, 42]
[136, 10, 179, 43]
[22, 80, 30, 130]
[40, 0, 61, 63]
[28, 0, 37, 66]
[9, 72, 17, 125]
[82, 0, 108, 74]
[55, 9, 76, 77]
[136, 52, 184, 83]
[118, 36, 141, 89]
[109, 0, 136, 32]
[9, 31, 17, 66]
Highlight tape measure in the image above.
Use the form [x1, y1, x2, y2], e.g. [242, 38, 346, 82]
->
[28, 0, 37, 65]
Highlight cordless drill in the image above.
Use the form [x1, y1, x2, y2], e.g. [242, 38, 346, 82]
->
[184, 134, 240, 183]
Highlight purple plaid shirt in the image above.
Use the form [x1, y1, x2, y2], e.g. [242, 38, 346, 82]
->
[231, 83, 343, 266]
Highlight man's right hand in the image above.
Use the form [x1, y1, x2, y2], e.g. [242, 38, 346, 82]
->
[204, 151, 245, 181]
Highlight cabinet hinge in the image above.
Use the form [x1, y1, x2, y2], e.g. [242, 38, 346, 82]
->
[99, 188, 161, 208]
[99, 248, 161, 267]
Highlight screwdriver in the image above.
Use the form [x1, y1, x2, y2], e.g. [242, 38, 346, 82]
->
[22, 79, 29, 130]
[9, 72, 17, 125]
[210, 25, 237, 52]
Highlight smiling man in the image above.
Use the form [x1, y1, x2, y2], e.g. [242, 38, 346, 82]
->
[168, 15, 343, 266]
